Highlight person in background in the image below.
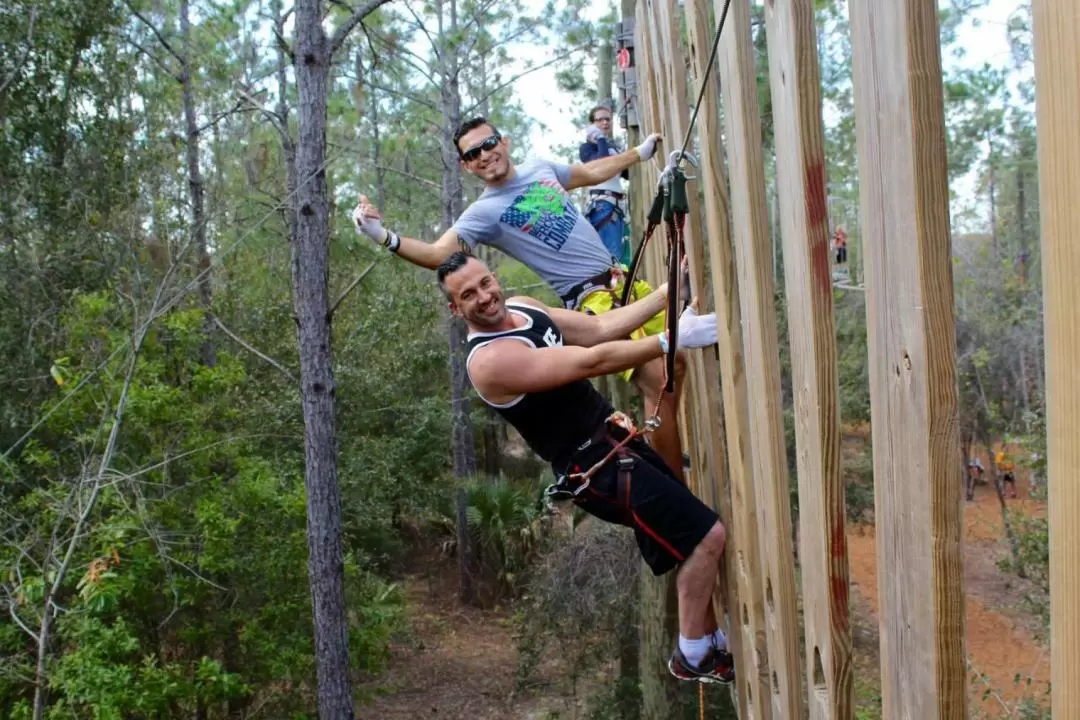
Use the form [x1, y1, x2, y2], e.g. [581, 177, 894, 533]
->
[966, 456, 984, 501]
[996, 449, 1018, 499]
[833, 226, 848, 266]
[579, 105, 631, 267]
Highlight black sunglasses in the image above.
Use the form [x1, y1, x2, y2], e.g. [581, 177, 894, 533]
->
[460, 133, 501, 162]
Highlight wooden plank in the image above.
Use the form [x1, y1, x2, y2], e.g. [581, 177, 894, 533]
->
[847, 1, 967, 717]
[649, 0, 719, 506]
[630, 15, 683, 718]
[649, 0, 751, 712]
[761, 2, 853, 718]
[715, 1, 804, 717]
[684, 0, 770, 715]
[1031, 3, 1080, 718]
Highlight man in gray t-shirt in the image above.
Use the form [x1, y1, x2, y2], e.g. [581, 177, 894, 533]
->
[351, 116, 690, 484]
[451, 156, 615, 299]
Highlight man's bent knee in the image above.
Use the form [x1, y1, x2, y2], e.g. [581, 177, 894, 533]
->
[694, 522, 726, 559]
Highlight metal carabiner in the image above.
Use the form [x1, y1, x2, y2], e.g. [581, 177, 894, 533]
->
[666, 149, 699, 181]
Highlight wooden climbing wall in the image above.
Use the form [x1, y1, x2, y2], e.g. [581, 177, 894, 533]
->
[628, 0, 982, 717]
[1031, 2, 1080, 719]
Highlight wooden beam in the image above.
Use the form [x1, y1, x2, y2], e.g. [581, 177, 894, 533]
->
[649, 0, 722, 510]
[684, 0, 770, 715]
[716, 1, 803, 717]
[1032, 3, 1080, 718]
[848, 1, 967, 717]
[762, 1, 853, 718]
[631, 14, 683, 717]
[649, 0, 752, 712]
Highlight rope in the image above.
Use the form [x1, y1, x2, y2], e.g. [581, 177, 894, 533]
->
[672, 0, 734, 167]
[563, 411, 652, 485]
[699, 683, 705, 720]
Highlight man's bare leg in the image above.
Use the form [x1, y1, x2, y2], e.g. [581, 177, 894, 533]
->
[633, 354, 688, 483]
[675, 522, 726, 637]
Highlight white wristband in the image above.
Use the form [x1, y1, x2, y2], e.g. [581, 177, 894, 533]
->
[657, 331, 670, 354]
[386, 231, 401, 253]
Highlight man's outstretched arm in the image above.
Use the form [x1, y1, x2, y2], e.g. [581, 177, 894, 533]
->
[510, 286, 669, 348]
[471, 336, 667, 400]
[352, 194, 460, 270]
[471, 307, 715, 399]
[564, 133, 662, 191]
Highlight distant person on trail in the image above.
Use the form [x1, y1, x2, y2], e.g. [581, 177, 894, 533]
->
[966, 456, 984, 501]
[432, 250, 735, 685]
[833, 226, 848, 266]
[578, 105, 630, 266]
[352, 117, 694, 485]
[996, 449, 1018, 499]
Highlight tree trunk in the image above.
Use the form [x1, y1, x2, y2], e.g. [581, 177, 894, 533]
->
[639, 571, 680, 719]
[292, 2, 355, 717]
[437, 0, 479, 605]
[1017, 156, 1027, 284]
[180, 0, 215, 368]
[597, 39, 613, 105]
[988, 136, 998, 257]
[274, 0, 297, 241]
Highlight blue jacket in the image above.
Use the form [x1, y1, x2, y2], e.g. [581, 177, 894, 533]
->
[579, 136, 630, 180]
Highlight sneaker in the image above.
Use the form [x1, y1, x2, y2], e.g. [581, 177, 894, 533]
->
[667, 646, 735, 685]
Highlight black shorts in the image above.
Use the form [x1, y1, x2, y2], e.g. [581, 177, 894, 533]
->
[564, 435, 720, 576]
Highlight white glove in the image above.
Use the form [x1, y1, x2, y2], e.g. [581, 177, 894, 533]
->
[635, 132, 662, 162]
[351, 196, 388, 245]
[659, 306, 717, 353]
[585, 124, 604, 143]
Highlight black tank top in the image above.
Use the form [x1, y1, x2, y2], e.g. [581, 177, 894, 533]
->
[465, 303, 613, 468]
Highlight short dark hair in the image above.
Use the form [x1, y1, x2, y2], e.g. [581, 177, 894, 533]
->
[588, 105, 613, 122]
[436, 250, 474, 298]
[453, 117, 500, 156]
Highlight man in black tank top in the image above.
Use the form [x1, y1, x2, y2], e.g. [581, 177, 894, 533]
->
[436, 251, 736, 686]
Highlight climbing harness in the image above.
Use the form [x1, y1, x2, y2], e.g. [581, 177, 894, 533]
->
[543, 410, 649, 517]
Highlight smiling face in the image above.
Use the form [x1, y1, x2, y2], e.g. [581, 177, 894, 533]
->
[457, 123, 513, 185]
[443, 256, 509, 330]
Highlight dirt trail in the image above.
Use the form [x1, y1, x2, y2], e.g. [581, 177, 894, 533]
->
[357, 567, 570, 720]
[846, 473, 1050, 713]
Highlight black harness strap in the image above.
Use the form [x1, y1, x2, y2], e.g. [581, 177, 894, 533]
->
[663, 165, 691, 395]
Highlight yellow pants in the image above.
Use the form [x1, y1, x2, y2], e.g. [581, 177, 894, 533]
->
[577, 275, 667, 382]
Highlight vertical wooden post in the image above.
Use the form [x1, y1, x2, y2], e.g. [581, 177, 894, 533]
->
[684, 0, 771, 715]
[716, 1, 803, 717]
[762, 1, 853, 718]
[1032, 3, 1080, 718]
[632, 14, 683, 718]
[848, 1, 967, 718]
[650, 0, 748, 711]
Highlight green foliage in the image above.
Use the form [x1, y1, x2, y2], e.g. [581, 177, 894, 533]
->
[1, 292, 407, 717]
[447, 476, 548, 598]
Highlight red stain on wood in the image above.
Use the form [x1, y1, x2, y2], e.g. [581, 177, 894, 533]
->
[806, 160, 831, 294]
[830, 514, 850, 626]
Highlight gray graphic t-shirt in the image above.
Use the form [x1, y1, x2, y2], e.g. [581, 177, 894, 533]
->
[453, 158, 616, 297]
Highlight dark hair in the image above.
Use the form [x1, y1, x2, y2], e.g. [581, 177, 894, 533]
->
[436, 250, 474, 298]
[588, 105, 613, 123]
[453, 117, 500, 155]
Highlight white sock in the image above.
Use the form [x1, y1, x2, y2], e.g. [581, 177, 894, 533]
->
[711, 628, 728, 651]
[678, 634, 713, 669]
